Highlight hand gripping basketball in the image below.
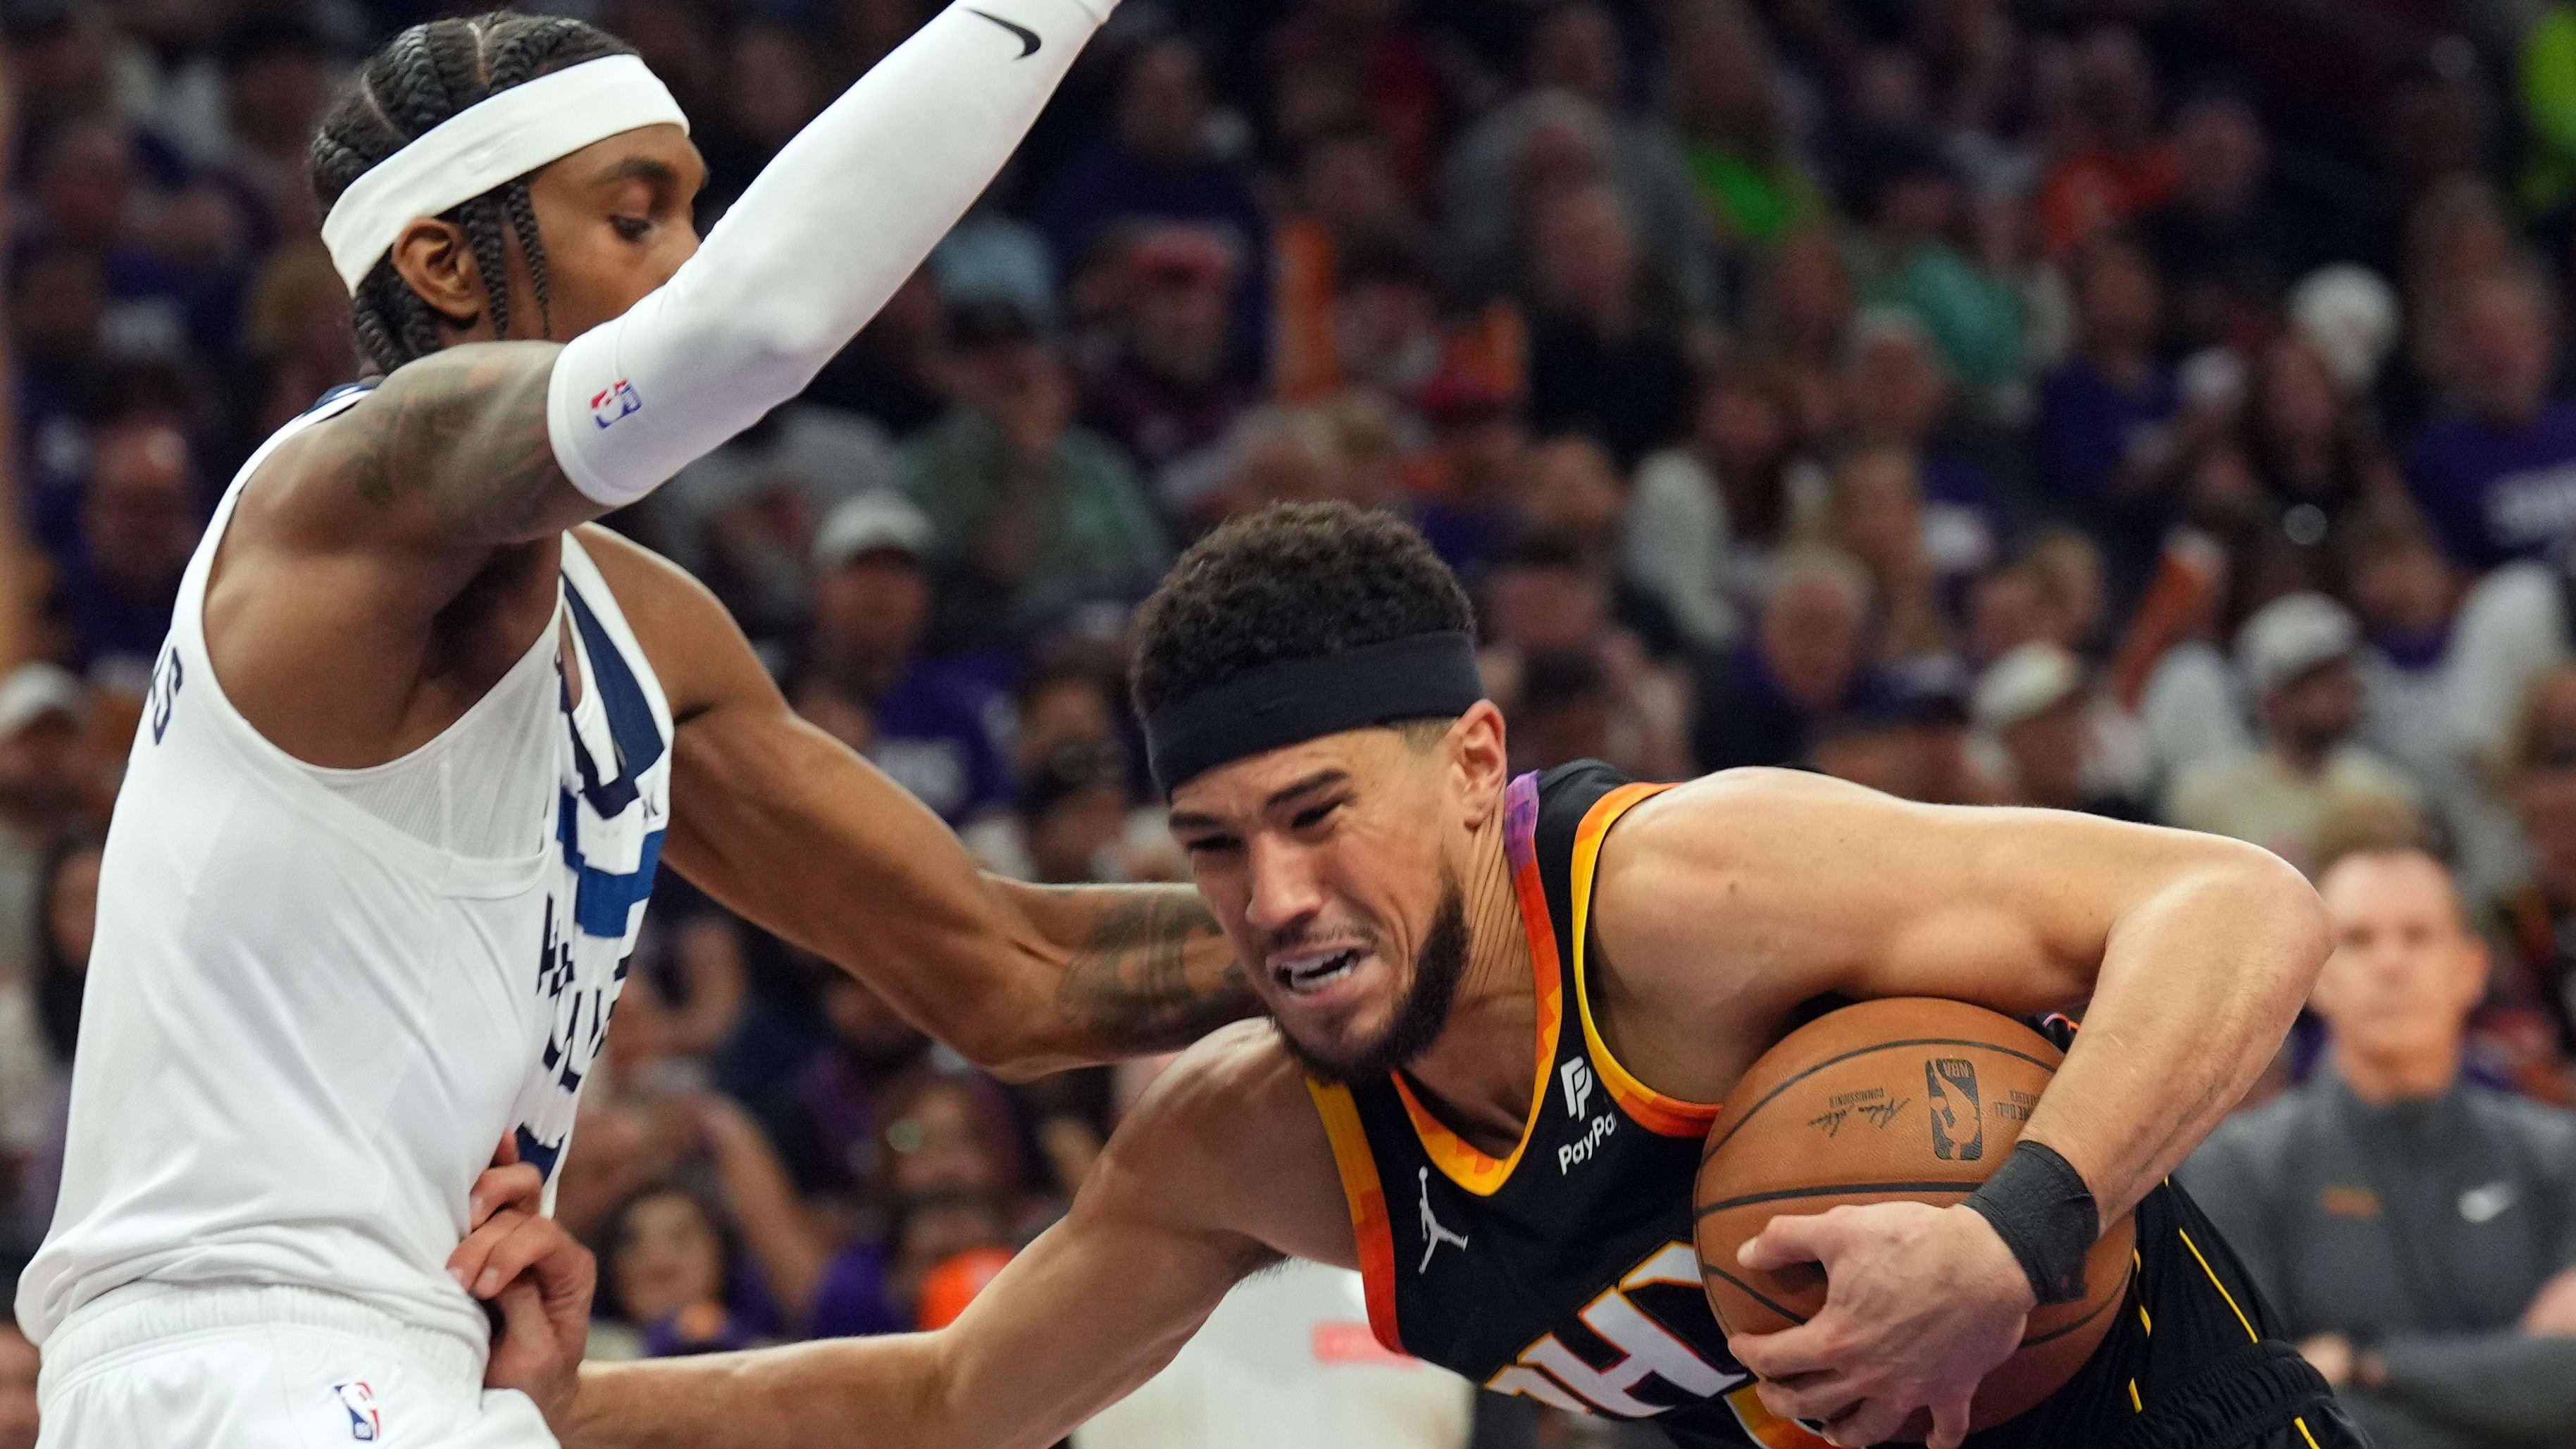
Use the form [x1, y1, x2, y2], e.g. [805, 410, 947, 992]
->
[1726, 1200, 2033, 1448]
[1696, 1000, 2136, 1448]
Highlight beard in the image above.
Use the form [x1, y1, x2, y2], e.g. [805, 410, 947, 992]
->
[1276, 873, 1471, 1086]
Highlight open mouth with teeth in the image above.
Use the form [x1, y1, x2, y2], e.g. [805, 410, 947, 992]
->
[1275, 947, 1367, 995]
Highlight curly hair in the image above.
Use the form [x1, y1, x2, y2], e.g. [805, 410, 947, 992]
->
[1129, 502, 1476, 721]
[310, 13, 636, 375]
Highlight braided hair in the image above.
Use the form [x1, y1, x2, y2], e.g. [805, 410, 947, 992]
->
[311, 13, 637, 375]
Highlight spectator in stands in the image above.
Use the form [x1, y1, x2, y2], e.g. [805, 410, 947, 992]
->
[2033, 26, 2176, 259]
[798, 492, 1011, 827]
[2037, 234, 2205, 599]
[2401, 178, 2523, 415]
[1037, 37, 1269, 378]
[1695, 549, 1885, 771]
[211, 18, 334, 246]
[2404, 266, 2576, 571]
[1479, 531, 1692, 781]
[1830, 444, 1956, 664]
[1259, 0, 1448, 194]
[1521, 182, 1692, 469]
[647, 401, 903, 654]
[904, 300, 1171, 647]
[1843, 310, 2006, 587]
[1443, 6, 1715, 321]
[1666, 0, 1819, 254]
[14, 834, 101, 1253]
[1410, 371, 1533, 582]
[2184, 846, 2576, 1448]
[2167, 592, 2420, 874]
[2343, 511, 2527, 900]
[1973, 642, 2146, 817]
[11, 237, 108, 526]
[2136, 89, 2313, 354]
[594, 1185, 773, 1359]
[1846, 132, 2027, 402]
[58, 414, 200, 692]
[1626, 361, 1808, 652]
[2492, 666, 2576, 1069]
[1081, 224, 1250, 479]
[0, 666, 90, 971]
[232, 240, 357, 449]
[0, 1289, 32, 1449]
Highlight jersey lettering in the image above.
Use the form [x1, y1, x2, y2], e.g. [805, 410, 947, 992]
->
[1557, 1109, 1617, 1173]
[147, 645, 182, 744]
[1483, 1243, 1741, 1416]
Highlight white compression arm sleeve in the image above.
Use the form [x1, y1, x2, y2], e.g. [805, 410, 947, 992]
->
[545, 0, 1109, 506]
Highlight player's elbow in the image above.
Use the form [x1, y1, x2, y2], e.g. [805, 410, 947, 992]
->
[2180, 835, 2333, 991]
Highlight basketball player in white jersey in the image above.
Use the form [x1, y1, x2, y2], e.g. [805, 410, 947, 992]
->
[15, 3, 1257, 1444]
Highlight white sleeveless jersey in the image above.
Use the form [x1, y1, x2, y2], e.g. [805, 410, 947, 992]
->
[16, 383, 671, 1357]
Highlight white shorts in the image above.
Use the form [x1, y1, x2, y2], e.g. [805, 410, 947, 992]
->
[35, 1282, 556, 1448]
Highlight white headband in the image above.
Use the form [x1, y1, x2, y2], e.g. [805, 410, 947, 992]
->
[321, 54, 691, 294]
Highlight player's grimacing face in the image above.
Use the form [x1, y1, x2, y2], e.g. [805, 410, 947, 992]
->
[516, 123, 707, 342]
[1169, 726, 1462, 1074]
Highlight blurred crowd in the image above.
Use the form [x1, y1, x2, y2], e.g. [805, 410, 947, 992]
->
[5, 0, 2576, 1440]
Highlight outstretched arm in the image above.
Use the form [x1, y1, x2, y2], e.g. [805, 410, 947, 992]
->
[534, 1027, 1331, 1448]
[213, 0, 1118, 758]
[589, 529, 1257, 1078]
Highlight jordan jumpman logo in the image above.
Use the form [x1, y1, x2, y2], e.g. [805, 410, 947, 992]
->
[1417, 1167, 1470, 1272]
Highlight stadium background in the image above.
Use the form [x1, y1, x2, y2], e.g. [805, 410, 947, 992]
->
[0, 0, 2572, 1440]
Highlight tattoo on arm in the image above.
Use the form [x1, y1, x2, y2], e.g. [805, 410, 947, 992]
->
[1054, 890, 1260, 1054]
[332, 343, 585, 545]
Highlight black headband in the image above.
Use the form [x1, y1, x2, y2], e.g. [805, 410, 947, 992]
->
[1145, 631, 1487, 794]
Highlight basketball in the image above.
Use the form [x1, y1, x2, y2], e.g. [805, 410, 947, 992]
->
[1693, 997, 2135, 1436]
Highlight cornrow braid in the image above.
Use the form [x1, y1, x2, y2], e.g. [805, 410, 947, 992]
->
[310, 11, 637, 376]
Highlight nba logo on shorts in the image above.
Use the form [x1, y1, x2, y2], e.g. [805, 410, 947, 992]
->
[332, 1381, 382, 1441]
[589, 380, 644, 429]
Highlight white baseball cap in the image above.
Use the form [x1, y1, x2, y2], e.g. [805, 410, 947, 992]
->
[0, 662, 86, 739]
[1973, 642, 2084, 733]
[812, 492, 935, 573]
[2235, 592, 2360, 696]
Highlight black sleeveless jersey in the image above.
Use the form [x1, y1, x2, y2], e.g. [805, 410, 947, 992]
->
[1303, 762, 2328, 1449]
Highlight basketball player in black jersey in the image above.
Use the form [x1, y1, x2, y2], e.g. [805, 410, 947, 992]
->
[485, 503, 2363, 1449]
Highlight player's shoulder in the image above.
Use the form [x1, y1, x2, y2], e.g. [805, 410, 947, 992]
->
[1090, 1021, 1353, 1263]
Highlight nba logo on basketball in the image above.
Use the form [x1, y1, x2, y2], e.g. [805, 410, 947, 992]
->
[589, 380, 644, 429]
[1924, 1057, 1984, 1161]
[332, 1381, 382, 1441]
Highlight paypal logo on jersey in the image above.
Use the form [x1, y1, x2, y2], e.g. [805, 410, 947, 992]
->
[1562, 1059, 1595, 1119]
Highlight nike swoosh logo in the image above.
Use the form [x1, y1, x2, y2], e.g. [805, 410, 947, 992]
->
[968, 8, 1040, 57]
[2460, 1181, 2516, 1224]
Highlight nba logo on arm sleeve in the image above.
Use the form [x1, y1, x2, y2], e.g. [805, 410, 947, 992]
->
[590, 380, 643, 429]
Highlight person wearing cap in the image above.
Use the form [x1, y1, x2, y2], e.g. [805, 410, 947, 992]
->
[1081, 223, 1252, 477]
[902, 296, 1172, 647]
[2184, 845, 2576, 1449]
[2167, 593, 2421, 874]
[1974, 642, 2149, 819]
[0, 664, 89, 974]
[19, 4, 1269, 1443]
[2403, 265, 2576, 571]
[795, 492, 1010, 828]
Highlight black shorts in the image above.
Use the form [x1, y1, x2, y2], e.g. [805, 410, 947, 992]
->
[1972, 1179, 2367, 1449]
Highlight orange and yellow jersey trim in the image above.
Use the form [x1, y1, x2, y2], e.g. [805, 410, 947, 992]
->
[1567, 781, 1726, 1138]
[1389, 775, 1569, 1196]
[1305, 1077, 1405, 1352]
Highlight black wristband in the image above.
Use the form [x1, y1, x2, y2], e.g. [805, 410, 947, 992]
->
[1962, 1140, 2099, 1307]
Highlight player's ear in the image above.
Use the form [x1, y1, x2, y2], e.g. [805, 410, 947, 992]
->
[387, 216, 488, 331]
[1450, 700, 1510, 830]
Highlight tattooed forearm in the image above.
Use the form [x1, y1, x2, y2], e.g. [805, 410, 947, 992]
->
[1051, 888, 1261, 1055]
[329, 342, 590, 546]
